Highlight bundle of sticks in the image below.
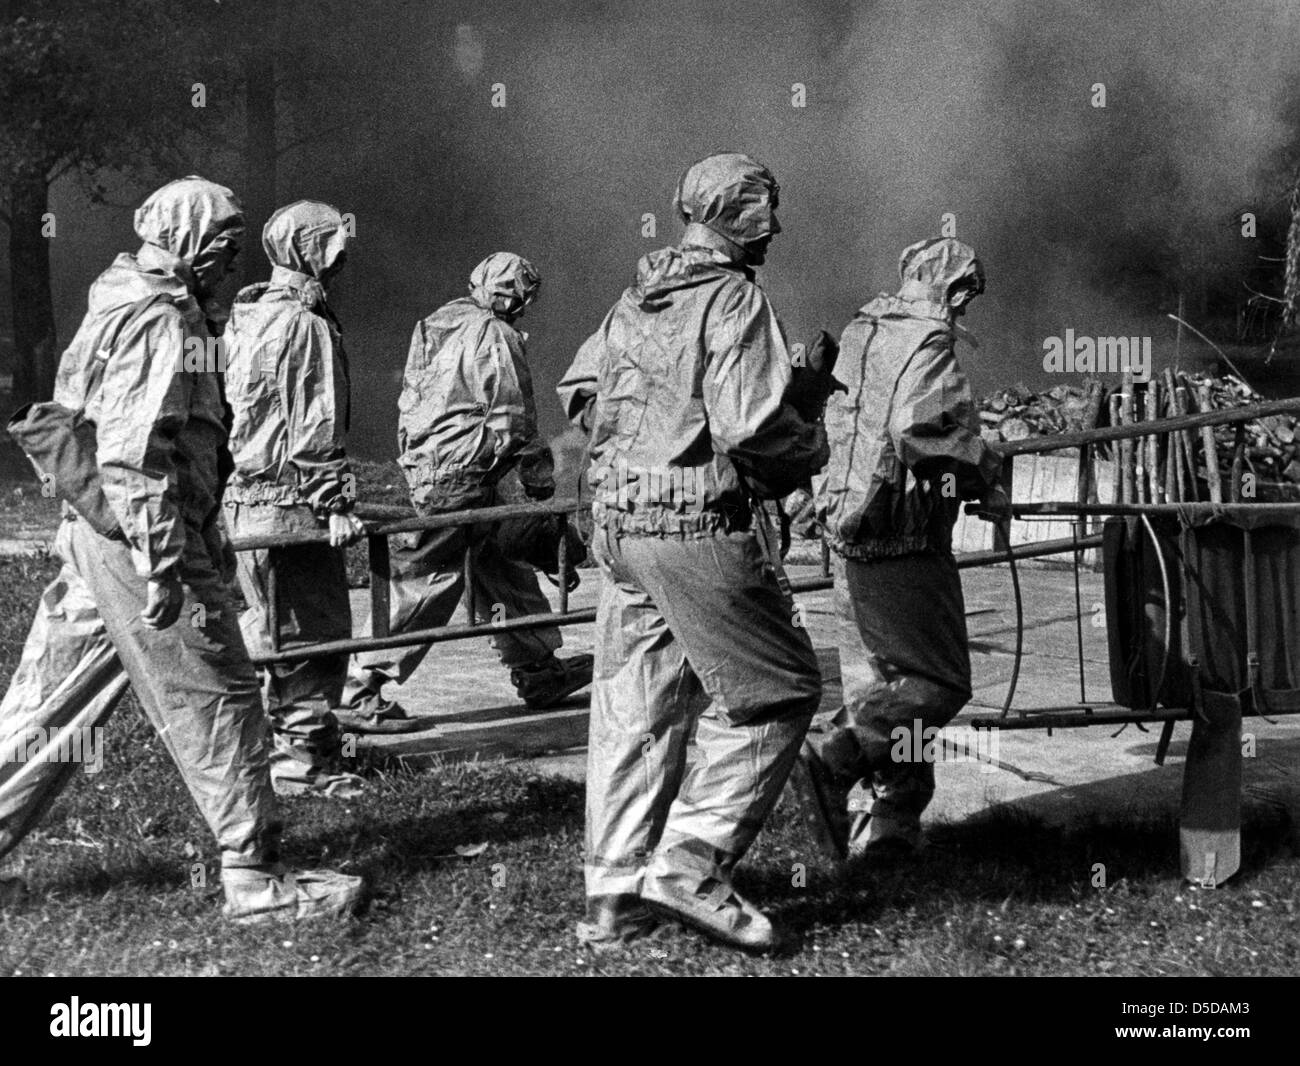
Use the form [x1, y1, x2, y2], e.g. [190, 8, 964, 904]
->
[978, 382, 1101, 442]
[1104, 369, 1294, 505]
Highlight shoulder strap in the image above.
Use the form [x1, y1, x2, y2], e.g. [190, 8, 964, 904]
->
[84, 292, 174, 406]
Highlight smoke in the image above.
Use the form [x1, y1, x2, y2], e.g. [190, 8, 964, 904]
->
[826, 0, 1299, 383]
[39, 0, 1300, 456]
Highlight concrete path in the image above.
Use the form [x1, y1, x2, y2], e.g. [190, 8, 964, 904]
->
[352, 561, 1300, 835]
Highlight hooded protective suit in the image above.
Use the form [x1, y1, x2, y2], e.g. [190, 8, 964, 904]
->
[396, 251, 552, 507]
[225, 200, 354, 519]
[222, 200, 362, 797]
[0, 177, 283, 874]
[816, 237, 997, 559]
[804, 237, 1001, 856]
[557, 154, 827, 950]
[337, 253, 588, 729]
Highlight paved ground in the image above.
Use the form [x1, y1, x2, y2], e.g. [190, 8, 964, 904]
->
[352, 560, 1300, 839]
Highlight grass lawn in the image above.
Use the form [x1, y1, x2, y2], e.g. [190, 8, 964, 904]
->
[2, 554, 1299, 976]
[0, 479, 62, 544]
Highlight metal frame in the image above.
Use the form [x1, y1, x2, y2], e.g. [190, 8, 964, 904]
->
[228, 397, 1300, 720]
[962, 397, 1300, 733]
[223, 396, 1300, 886]
[228, 490, 1109, 667]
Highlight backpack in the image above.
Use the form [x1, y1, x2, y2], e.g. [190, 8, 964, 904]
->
[6, 294, 170, 537]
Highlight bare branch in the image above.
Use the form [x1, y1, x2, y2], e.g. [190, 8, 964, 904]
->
[1242, 282, 1285, 305]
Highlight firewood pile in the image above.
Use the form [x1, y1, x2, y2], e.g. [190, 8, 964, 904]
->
[985, 370, 1300, 501]
[1141, 369, 1300, 501]
[977, 382, 1104, 442]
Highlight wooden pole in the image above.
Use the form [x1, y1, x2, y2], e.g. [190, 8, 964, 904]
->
[1109, 393, 1124, 505]
[1169, 377, 1187, 503]
[1230, 423, 1247, 502]
[1198, 383, 1223, 503]
[1170, 371, 1180, 504]
[1121, 372, 1137, 503]
[1174, 380, 1198, 501]
[1146, 378, 1163, 503]
[1078, 380, 1105, 518]
[995, 395, 1300, 456]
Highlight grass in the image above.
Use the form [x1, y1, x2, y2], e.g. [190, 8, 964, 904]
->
[2, 535, 1299, 976]
[0, 479, 62, 545]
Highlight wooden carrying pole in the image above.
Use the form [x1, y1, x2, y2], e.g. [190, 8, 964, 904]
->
[1120, 372, 1137, 504]
[1198, 383, 1223, 503]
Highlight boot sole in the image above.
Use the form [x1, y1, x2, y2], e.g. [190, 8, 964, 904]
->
[521, 667, 595, 710]
[640, 891, 777, 954]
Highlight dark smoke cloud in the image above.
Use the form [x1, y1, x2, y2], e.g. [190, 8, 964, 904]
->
[39, 0, 1300, 459]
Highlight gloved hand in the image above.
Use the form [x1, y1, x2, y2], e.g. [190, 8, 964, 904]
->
[524, 479, 556, 502]
[328, 512, 366, 548]
[977, 483, 1013, 524]
[218, 539, 238, 586]
[141, 571, 184, 630]
[201, 519, 238, 586]
[788, 329, 847, 423]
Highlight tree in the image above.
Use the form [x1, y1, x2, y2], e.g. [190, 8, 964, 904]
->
[211, 0, 390, 286]
[0, 0, 217, 406]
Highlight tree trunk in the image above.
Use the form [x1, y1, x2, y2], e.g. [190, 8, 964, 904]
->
[241, 0, 278, 286]
[8, 171, 57, 406]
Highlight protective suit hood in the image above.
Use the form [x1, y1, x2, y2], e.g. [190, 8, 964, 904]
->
[896, 238, 984, 308]
[674, 153, 779, 250]
[262, 200, 351, 279]
[85, 252, 194, 320]
[469, 252, 540, 318]
[631, 245, 746, 310]
[133, 176, 244, 264]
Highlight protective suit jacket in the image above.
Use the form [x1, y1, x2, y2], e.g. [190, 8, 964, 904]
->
[814, 293, 1000, 560]
[53, 245, 228, 580]
[224, 271, 353, 521]
[396, 296, 553, 509]
[3, 177, 283, 876]
[558, 244, 827, 536]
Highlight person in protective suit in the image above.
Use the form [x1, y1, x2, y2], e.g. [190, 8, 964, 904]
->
[792, 237, 1009, 863]
[333, 252, 593, 732]
[558, 153, 836, 952]
[223, 200, 368, 798]
[0, 177, 363, 921]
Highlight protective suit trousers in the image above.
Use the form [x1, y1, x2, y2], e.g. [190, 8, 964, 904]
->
[230, 517, 350, 786]
[0, 516, 281, 870]
[341, 518, 561, 710]
[585, 526, 821, 901]
[809, 550, 971, 847]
